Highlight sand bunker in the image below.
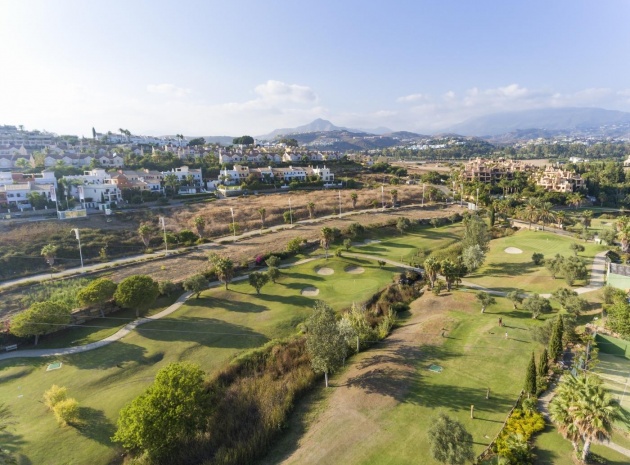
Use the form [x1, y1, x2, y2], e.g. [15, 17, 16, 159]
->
[363, 239, 381, 244]
[301, 286, 320, 296]
[317, 267, 335, 275]
[345, 265, 365, 274]
[504, 247, 523, 254]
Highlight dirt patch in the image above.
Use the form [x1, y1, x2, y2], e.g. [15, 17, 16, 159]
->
[276, 293, 456, 465]
[504, 247, 523, 254]
[344, 266, 365, 274]
[300, 286, 320, 297]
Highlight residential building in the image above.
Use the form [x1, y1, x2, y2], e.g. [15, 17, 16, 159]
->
[463, 157, 534, 183]
[535, 166, 585, 193]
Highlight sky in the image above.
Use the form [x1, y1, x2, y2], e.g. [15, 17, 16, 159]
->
[1, 0, 630, 137]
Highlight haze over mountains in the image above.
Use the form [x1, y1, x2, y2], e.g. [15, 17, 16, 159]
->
[196, 107, 630, 149]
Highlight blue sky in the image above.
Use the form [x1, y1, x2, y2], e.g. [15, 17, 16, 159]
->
[1, 0, 629, 136]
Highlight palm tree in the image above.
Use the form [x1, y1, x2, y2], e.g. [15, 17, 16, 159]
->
[556, 211, 566, 229]
[138, 224, 152, 248]
[581, 210, 593, 230]
[423, 257, 440, 289]
[538, 202, 556, 231]
[193, 216, 206, 237]
[320, 227, 335, 259]
[390, 189, 398, 207]
[163, 173, 179, 195]
[41, 244, 58, 266]
[258, 207, 266, 229]
[307, 202, 315, 219]
[550, 373, 621, 461]
[523, 198, 540, 230]
[350, 192, 358, 210]
[569, 192, 584, 209]
[440, 259, 457, 291]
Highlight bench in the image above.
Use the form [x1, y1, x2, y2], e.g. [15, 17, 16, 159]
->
[5, 344, 17, 352]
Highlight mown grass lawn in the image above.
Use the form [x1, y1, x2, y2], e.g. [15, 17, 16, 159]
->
[356, 222, 463, 264]
[534, 427, 629, 465]
[0, 256, 397, 465]
[464, 230, 606, 294]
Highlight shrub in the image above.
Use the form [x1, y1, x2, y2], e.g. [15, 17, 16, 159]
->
[158, 280, 179, 296]
[532, 253, 544, 265]
[53, 398, 80, 427]
[43, 385, 67, 410]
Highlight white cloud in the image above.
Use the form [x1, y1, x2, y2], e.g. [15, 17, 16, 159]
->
[147, 83, 191, 98]
[254, 80, 318, 104]
[396, 93, 426, 103]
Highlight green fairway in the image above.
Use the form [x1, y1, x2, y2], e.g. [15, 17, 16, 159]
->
[0, 256, 397, 465]
[356, 222, 463, 264]
[464, 229, 605, 294]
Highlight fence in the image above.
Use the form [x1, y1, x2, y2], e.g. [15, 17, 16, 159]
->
[476, 390, 525, 463]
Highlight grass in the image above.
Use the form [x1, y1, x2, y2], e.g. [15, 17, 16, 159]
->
[262, 292, 550, 465]
[0, 256, 397, 465]
[464, 229, 606, 294]
[354, 222, 464, 264]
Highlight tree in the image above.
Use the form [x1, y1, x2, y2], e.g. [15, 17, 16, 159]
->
[524, 352, 537, 396]
[209, 254, 234, 290]
[545, 254, 565, 279]
[320, 227, 335, 259]
[569, 242, 585, 256]
[507, 290, 523, 309]
[462, 244, 485, 271]
[163, 173, 180, 195]
[350, 192, 358, 209]
[551, 287, 577, 309]
[390, 189, 398, 207]
[427, 412, 474, 465]
[286, 236, 304, 254]
[279, 137, 298, 147]
[522, 294, 552, 319]
[283, 210, 295, 224]
[40, 244, 59, 267]
[158, 280, 178, 297]
[305, 301, 347, 388]
[138, 224, 152, 248]
[233, 135, 254, 145]
[523, 198, 540, 229]
[77, 278, 117, 316]
[44, 385, 68, 410]
[10, 302, 71, 345]
[476, 292, 495, 313]
[265, 255, 280, 268]
[248, 271, 269, 294]
[343, 238, 352, 251]
[114, 275, 159, 318]
[183, 274, 208, 299]
[532, 253, 544, 265]
[53, 398, 80, 427]
[267, 266, 280, 283]
[440, 259, 457, 291]
[307, 202, 315, 219]
[193, 216, 206, 237]
[538, 348, 549, 378]
[549, 373, 621, 461]
[424, 257, 441, 288]
[581, 210, 593, 229]
[396, 217, 411, 235]
[538, 201, 555, 231]
[258, 207, 266, 229]
[112, 362, 209, 460]
[461, 214, 490, 252]
[549, 316, 564, 361]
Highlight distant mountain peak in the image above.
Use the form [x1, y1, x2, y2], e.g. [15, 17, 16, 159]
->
[260, 119, 349, 139]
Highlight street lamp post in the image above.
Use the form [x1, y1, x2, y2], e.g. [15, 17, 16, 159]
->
[422, 183, 426, 207]
[159, 216, 169, 254]
[460, 183, 464, 207]
[71, 228, 84, 272]
[230, 208, 236, 237]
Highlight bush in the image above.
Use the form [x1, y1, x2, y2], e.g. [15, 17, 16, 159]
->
[532, 253, 544, 265]
[158, 280, 179, 296]
[53, 398, 80, 427]
[44, 385, 67, 410]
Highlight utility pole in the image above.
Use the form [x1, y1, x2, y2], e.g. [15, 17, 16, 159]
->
[289, 198, 293, 225]
[71, 228, 84, 272]
[230, 207, 236, 237]
[159, 216, 169, 254]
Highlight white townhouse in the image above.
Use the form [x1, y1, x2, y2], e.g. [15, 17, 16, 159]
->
[162, 166, 203, 187]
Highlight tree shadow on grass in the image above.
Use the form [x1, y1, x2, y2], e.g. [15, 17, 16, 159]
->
[282, 272, 325, 282]
[137, 317, 268, 348]
[187, 296, 268, 313]
[0, 424, 26, 461]
[64, 341, 150, 370]
[481, 262, 538, 277]
[75, 407, 116, 446]
[254, 293, 316, 308]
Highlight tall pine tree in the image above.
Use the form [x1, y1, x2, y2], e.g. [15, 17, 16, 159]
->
[549, 316, 564, 362]
[538, 348, 549, 378]
[524, 352, 537, 396]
